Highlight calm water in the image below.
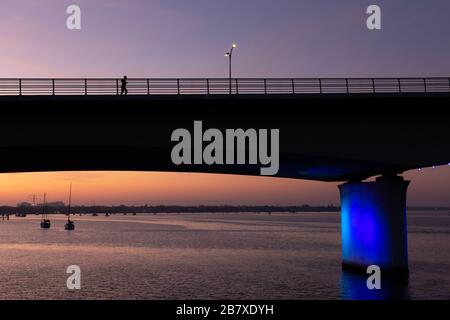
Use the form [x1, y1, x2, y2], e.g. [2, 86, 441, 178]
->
[0, 211, 449, 300]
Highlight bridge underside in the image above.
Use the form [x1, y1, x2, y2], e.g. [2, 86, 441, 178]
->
[0, 93, 448, 181]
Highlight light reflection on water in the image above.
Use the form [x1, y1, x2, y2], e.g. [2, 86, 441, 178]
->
[0, 212, 449, 299]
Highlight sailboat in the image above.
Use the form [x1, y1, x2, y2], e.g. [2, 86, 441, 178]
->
[40, 193, 51, 229]
[65, 183, 75, 231]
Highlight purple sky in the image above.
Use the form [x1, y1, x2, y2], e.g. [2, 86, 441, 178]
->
[1, 0, 450, 78]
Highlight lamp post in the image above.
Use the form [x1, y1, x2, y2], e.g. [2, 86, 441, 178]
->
[225, 43, 237, 94]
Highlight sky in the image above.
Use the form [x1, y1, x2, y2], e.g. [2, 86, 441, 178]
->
[0, 1, 449, 206]
[0, 167, 449, 206]
[1, 0, 450, 78]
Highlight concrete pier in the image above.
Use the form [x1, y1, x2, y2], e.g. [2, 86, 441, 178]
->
[339, 175, 410, 276]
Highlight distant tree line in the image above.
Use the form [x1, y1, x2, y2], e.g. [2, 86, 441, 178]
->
[2, 204, 447, 216]
[0, 204, 340, 215]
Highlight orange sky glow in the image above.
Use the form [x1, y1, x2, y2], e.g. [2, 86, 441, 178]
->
[0, 166, 449, 206]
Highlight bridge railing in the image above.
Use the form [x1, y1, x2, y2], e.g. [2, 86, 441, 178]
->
[0, 77, 449, 96]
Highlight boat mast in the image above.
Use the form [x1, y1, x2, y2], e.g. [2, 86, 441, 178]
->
[68, 183, 72, 221]
[42, 193, 47, 219]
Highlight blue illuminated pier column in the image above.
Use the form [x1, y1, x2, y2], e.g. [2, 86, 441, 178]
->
[339, 175, 409, 276]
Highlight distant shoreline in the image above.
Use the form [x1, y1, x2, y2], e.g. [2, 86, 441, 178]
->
[1, 205, 450, 215]
[4, 205, 338, 215]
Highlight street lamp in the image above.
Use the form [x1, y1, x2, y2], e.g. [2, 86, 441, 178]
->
[225, 43, 237, 94]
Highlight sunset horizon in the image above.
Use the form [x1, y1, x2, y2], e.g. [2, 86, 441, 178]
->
[0, 165, 449, 207]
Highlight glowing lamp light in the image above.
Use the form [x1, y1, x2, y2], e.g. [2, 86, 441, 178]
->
[232, 43, 237, 48]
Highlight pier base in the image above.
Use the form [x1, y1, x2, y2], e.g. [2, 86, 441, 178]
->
[339, 175, 409, 277]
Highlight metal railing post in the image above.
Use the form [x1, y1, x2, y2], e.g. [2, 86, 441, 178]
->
[177, 79, 180, 95]
[235, 79, 239, 95]
[264, 79, 267, 95]
[291, 79, 295, 94]
[19, 79, 22, 96]
[398, 78, 401, 93]
[346, 78, 349, 93]
[147, 79, 150, 95]
[448, 78, 450, 92]
[319, 79, 322, 94]
[52, 79, 55, 95]
[423, 78, 427, 93]
[206, 79, 210, 95]
[116, 79, 119, 95]
[372, 79, 375, 93]
[85, 79, 88, 95]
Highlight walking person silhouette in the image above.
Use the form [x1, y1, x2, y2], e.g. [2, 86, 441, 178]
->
[120, 76, 128, 95]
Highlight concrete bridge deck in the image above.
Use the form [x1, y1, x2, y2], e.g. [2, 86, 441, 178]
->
[0, 91, 448, 181]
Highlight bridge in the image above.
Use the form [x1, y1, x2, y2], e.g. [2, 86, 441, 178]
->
[1, 77, 449, 277]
